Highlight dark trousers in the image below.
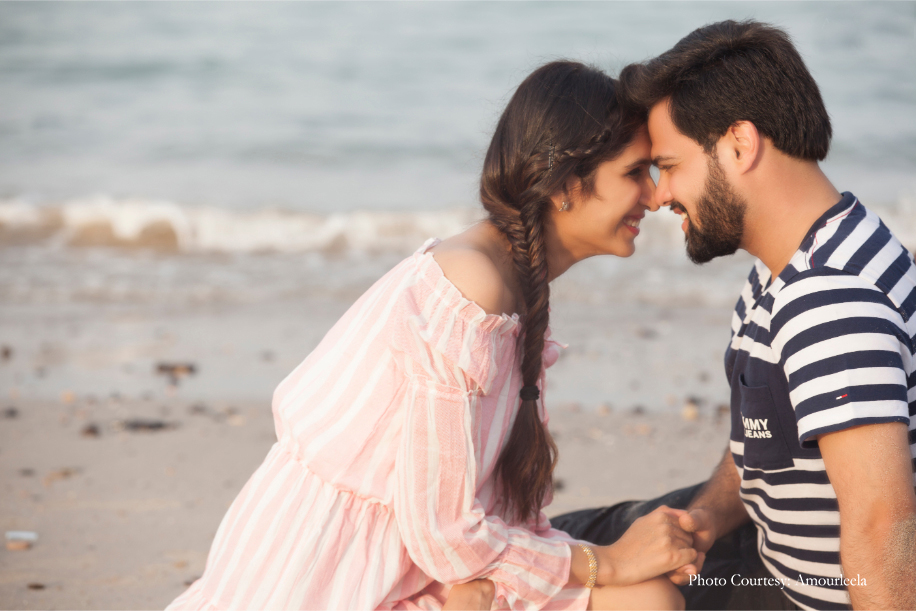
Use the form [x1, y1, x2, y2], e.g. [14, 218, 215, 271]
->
[550, 483, 799, 610]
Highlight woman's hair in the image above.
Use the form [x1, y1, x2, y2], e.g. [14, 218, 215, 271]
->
[482, 60, 642, 523]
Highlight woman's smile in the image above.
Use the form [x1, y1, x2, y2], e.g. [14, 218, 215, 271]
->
[622, 213, 644, 236]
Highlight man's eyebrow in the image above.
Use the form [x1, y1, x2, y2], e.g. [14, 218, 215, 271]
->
[652, 155, 677, 166]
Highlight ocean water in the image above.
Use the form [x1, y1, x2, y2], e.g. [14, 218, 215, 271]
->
[0, 1, 914, 304]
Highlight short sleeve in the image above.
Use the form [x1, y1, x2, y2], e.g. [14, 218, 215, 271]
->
[770, 270, 911, 448]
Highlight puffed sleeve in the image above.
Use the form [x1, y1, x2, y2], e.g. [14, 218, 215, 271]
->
[388, 268, 572, 609]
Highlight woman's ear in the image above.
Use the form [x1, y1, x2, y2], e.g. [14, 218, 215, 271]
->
[550, 178, 581, 212]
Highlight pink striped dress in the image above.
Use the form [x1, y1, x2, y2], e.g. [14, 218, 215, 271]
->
[167, 239, 590, 610]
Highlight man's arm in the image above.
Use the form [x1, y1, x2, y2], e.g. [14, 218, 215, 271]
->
[818, 421, 916, 609]
[668, 446, 751, 585]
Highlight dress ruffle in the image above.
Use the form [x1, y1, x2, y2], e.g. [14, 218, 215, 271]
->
[165, 238, 586, 611]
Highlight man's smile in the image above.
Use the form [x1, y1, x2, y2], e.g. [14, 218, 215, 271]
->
[669, 202, 690, 232]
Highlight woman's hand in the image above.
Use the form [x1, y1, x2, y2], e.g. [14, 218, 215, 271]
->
[442, 579, 495, 611]
[594, 505, 699, 587]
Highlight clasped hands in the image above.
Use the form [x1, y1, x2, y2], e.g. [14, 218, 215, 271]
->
[443, 505, 715, 610]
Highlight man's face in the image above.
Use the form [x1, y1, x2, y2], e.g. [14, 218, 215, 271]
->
[648, 100, 747, 264]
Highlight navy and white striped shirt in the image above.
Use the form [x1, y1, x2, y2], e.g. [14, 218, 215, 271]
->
[726, 193, 916, 610]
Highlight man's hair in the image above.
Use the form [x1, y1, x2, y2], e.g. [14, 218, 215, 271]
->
[619, 19, 832, 160]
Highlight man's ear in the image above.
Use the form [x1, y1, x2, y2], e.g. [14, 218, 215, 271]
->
[721, 121, 761, 175]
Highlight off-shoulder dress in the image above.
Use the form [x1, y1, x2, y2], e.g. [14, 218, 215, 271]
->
[166, 238, 590, 610]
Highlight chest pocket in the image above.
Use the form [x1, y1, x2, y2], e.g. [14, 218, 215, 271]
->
[739, 374, 794, 470]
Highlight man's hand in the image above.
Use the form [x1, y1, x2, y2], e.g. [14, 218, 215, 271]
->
[667, 447, 750, 586]
[666, 507, 716, 585]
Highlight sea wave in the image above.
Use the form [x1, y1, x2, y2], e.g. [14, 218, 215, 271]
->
[0, 196, 487, 255]
[2, 194, 914, 256]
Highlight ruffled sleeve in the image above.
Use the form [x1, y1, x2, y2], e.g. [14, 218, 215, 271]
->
[387, 246, 572, 608]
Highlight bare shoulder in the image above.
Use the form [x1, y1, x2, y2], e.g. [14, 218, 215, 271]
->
[429, 242, 515, 317]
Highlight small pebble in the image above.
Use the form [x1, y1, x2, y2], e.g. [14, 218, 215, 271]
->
[637, 327, 658, 339]
[43, 468, 79, 487]
[681, 402, 700, 421]
[155, 362, 198, 386]
[3, 407, 18, 419]
[6, 531, 38, 550]
[27, 583, 45, 590]
[80, 424, 101, 438]
[117, 419, 178, 433]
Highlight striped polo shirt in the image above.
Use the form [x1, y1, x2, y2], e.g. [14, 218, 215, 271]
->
[726, 192, 916, 610]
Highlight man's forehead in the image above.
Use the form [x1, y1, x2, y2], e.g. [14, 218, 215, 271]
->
[647, 100, 700, 161]
[647, 101, 675, 141]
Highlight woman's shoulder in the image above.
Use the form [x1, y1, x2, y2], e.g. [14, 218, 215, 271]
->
[382, 236, 520, 393]
[426, 229, 520, 319]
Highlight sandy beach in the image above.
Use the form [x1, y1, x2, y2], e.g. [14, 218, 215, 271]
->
[2, 201, 912, 609]
[0, 249, 738, 609]
[1, 3, 913, 608]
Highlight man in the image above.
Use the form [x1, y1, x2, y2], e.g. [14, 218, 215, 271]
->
[553, 20, 916, 610]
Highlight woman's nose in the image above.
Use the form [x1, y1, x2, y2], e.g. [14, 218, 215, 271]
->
[642, 175, 660, 212]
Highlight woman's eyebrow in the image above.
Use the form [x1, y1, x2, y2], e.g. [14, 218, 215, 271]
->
[625, 158, 652, 169]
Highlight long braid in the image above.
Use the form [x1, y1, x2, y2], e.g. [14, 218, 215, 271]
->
[480, 60, 641, 522]
[494, 196, 558, 523]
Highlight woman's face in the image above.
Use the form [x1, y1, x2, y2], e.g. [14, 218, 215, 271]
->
[551, 129, 657, 260]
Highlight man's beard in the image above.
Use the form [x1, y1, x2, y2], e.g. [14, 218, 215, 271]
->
[684, 154, 747, 264]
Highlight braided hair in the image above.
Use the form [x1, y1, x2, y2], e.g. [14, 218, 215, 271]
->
[481, 61, 642, 523]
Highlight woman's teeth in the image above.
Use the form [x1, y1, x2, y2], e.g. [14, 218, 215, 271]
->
[623, 218, 641, 228]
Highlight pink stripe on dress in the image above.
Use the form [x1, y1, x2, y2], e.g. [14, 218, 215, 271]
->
[166, 239, 590, 610]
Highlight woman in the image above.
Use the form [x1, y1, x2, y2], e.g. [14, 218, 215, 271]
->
[167, 61, 697, 611]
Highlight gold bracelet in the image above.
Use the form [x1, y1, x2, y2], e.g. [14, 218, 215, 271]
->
[577, 543, 598, 589]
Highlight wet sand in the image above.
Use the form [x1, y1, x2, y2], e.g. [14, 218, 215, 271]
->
[0, 291, 734, 609]
[0, 232, 751, 609]
[0, 397, 728, 610]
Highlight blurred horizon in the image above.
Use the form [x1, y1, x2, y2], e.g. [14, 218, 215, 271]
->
[1, 1, 914, 216]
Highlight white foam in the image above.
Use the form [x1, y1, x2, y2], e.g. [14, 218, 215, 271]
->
[0, 196, 487, 255]
[2, 194, 914, 257]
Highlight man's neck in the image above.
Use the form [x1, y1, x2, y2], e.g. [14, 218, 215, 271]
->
[740, 158, 843, 279]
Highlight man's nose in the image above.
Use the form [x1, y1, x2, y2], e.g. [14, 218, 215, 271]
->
[653, 176, 672, 210]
